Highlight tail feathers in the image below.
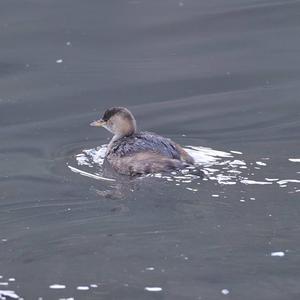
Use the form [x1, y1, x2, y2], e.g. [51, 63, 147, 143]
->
[108, 152, 187, 176]
[174, 143, 195, 164]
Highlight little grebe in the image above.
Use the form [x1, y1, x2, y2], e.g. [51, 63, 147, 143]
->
[90, 107, 194, 175]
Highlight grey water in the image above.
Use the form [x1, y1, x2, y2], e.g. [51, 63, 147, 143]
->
[1, 0, 300, 299]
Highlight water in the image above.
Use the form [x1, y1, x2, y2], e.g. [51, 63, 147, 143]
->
[0, 0, 300, 299]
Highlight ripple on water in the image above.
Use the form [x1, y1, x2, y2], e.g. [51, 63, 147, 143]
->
[68, 143, 300, 194]
[0, 276, 21, 299]
[0, 290, 20, 299]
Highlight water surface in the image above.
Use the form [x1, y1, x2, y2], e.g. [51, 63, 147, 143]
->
[0, 0, 300, 299]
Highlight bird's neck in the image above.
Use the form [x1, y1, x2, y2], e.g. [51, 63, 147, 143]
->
[106, 131, 136, 155]
[105, 120, 137, 155]
[106, 134, 121, 155]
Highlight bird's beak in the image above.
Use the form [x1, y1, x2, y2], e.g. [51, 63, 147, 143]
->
[90, 119, 106, 127]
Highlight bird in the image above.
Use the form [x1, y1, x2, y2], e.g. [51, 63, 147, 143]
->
[90, 107, 195, 176]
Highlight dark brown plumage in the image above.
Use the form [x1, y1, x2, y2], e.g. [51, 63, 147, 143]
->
[91, 107, 195, 175]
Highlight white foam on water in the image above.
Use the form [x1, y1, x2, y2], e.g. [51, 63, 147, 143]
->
[271, 251, 285, 257]
[221, 289, 229, 295]
[228, 170, 241, 174]
[230, 151, 242, 154]
[0, 290, 20, 299]
[229, 160, 246, 166]
[0, 283, 8, 286]
[256, 161, 267, 166]
[186, 187, 197, 192]
[77, 146, 107, 166]
[68, 165, 115, 182]
[185, 146, 233, 166]
[144, 287, 162, 292]
[289, 158, 300, 162]
[76, 286, 89, 291]
[241, 180, 272, 185]
[220, 181, 237, 185]
[56, 59, 63, 63]
[277, 179, 300, 185]
[71, 144, 299, 192]
[49, 284, 66, 289]
[265, 178, 279, 181]
[76, 154, 92, 167]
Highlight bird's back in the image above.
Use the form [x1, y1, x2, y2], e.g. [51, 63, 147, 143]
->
[108, 132, 181, 160]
